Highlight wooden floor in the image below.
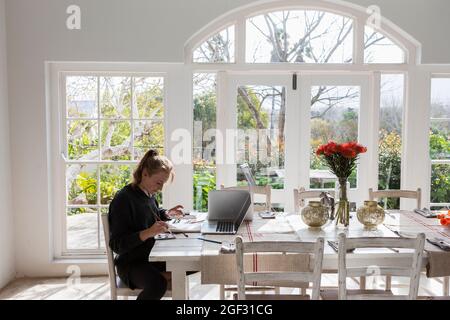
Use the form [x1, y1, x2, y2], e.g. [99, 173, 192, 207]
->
[0, 273, 447, 300]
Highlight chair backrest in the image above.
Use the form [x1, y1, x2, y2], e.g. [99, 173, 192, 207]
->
[293, 187, 335, 213]
[235, 236, 325, 300]
[220, 185, 271, 212]
[101, 214, 118, 296]
[338, 233, 425, 300]
[369, 188, 421, 209]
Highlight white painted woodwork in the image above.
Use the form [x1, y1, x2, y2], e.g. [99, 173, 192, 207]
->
[294, 187, 336, 212]
[336, 232, 425, 300]
[221, 185, 271, 211]
[235, 236, 324, 300]
[369, 188, 422, 209]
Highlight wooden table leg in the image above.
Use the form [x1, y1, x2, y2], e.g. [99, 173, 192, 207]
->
[359, 276, 366, 290]
[444, 277, 449, 296]
[171, 268, 188, 300]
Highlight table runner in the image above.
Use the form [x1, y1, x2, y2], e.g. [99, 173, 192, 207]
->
[201, 215, 311, 286]
[384, 210, 450, 277]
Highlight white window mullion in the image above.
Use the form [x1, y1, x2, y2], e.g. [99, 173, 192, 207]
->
[369, 72, 381, 191]
[61, 74, 69, 255]
[298, 74, 312, 192]
[284, 75, 301, 212]
[402, 68, 431, 209]
[97, 76, 102, 250]
[235, 16, 246, 64]
[131, 77, 135, 161]
[216, 71, 230, 188]
[353, 16, 365, 65]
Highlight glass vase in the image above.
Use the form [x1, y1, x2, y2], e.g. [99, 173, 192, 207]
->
[335, 178, 350, 228]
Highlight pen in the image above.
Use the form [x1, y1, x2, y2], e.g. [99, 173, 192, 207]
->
[197, 237, 222, 244]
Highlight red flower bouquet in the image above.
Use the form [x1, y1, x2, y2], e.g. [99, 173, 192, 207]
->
[438, 211, 450, 227]
[316, 141, 367, 227]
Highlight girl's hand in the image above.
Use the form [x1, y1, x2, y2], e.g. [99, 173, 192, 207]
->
[167, 205, 184, 219]
[140, 221, 168, 241]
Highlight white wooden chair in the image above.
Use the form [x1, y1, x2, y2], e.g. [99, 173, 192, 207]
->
[369, 188, 422, 210]
[101, 214, 171, 300]
[219, 185, 274, 299]
[235, 236, 325, 300]
[321, 233, 425, 300]
[368, 187, 421, 291]
[293, 187, 335, 213]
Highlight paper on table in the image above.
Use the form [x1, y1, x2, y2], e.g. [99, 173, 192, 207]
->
[168, 221, 201, 233]
[167, 212, 207, 233]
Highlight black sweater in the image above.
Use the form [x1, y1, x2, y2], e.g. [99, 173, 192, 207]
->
[108, 184, 170, 269]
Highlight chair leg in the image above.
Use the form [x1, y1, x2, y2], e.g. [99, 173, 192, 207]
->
[220, 285, 225, 300]
[186, 274, 190, 300]
[274, 287, 280, 294]
[444, 277, 449, 296]
[386, 276, 392, 291]
[301, 287, 307, 295]
[111, 288, 117, 300]
[359, 276, 366, 290]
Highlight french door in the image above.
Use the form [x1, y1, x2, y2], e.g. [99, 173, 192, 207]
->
[217, 72, 376, 212]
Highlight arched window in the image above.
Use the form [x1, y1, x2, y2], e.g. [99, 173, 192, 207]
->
[189, 5, 415, 65]
[193, 25, 235, 63]
[364, 26, 405, 63]
[246, 10, 353, 63]
[188, 0, 421, 212]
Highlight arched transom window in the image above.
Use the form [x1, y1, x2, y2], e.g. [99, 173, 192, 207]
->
[191, 9, 408, 64]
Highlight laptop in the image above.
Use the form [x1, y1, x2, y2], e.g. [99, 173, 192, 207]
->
[201, 190, 251, 234]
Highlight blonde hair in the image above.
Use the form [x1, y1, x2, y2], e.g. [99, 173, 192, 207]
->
[132, 149, 174, 187]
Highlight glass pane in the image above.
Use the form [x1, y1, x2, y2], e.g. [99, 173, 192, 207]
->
[100, 121, 132, 160]
[430, 121, 450, 160]
[67, 120, 99, 160]
[193, 25, 235, 63]
[100, 164, 131, 205]
[133, 120, 164, 160]
[364, 27, 405, 63]
[66, 207, 99, 250]
[100, 77, 132, 118]
[246, 11, 353, 63]
[66, 164, 98, 205]
[310, 86, 360, 189]
[430, 78, 450, 160]
[431, 164, 450, 204]
[66, 76, 98, 118]
[236, 85, 286, 189]
[134, 77, 164, 119]
[193, 73, 217, 212]
[378, 74, 404, 209]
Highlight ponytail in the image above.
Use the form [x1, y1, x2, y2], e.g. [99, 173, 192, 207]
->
[132, 149, 174, 187]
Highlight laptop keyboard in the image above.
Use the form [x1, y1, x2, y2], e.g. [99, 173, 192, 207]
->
[216, 221, 234, 233]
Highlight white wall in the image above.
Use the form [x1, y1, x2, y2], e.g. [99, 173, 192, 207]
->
[0, 0, 14, 288]
[5, 0, 450, 277]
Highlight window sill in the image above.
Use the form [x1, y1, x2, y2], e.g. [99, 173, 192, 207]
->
[52, 258, 107, 265]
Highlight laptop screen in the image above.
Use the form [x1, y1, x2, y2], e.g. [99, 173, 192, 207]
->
[208, 190, 251, 223]
[233, 192, 251, 230]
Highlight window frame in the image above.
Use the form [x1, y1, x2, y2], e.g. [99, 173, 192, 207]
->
[186, 0, 418, 66]
[62, 72, 167, 256]
[48, 63, 183, 259]
[429, 75, 450, 208]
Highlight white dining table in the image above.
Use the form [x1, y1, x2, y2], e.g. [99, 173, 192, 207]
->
[149, 211, 448, 300]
